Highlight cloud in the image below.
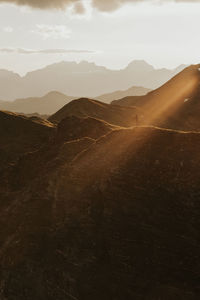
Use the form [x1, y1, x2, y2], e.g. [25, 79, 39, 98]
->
[0, 0, 80, 9]
[0, 48, 97, 54]
[91, 0, 200, 12]
[32, 24, 71, 39]
[0, 0, 199, 12]
[73, 1, 85, 14]
[91, 0, 134, 12]
[2, 26, 13, 32]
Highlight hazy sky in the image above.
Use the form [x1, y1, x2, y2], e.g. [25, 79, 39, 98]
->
[0, 0, 200, 75]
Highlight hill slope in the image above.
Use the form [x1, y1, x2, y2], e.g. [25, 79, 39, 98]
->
[112, 64, 200, 131]
[0, 110, 55, 169]
[0, 63, 199, 300]
[0, 126, 199, 299]
[56, 115, 116, 142]
[49, 97, 141, 127]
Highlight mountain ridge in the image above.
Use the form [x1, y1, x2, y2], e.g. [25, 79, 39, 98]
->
[112, 64, 200, 131]
[48, 97, 142, 127]
[0, 60, 186, 100]
[0, 91, 75, 115]
[96, 86, 151, 103]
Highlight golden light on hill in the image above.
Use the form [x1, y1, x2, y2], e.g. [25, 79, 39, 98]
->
[143, 64, 200, 127]
[64, 64, 200, 192]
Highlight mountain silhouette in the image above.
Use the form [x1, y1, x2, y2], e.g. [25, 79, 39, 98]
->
[96, 85, 151, 103]
[0, 69, 21, 100]
[0, 60, 186, 100]
[0, 91, 75, 115]
[0, 88, 150, 115]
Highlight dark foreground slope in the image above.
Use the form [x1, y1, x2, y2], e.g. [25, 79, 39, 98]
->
[56, 115, 117, 142]
[0, 110, 55, 169]
[0, 124, 199, 300]
[49, 97, 141, 127]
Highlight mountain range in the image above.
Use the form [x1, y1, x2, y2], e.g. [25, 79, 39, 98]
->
[0, 60, 186, 100]
[0, 86, 149, 115]
[0, 64, 199, 299]
[0, 91, 75, 115]
[96, 85, 151, 103]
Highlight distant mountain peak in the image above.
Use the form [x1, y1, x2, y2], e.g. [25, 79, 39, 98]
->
[45, 91, 67, 97]
[36, 60, 108, 75]
[126, 60, 154, 71]
[0, 69, 21, 79]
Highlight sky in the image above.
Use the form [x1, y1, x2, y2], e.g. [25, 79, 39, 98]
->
[0, 0, 200, 75]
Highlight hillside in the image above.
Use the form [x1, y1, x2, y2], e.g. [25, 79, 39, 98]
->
[0, 125, 199, 299]
[0, 110, 55, 170]
[0, 91, 75, 115]
[0, 64, 199, 300]
[112, 64, 200, 131]
[96, 86, 151, 103]
[49, 64, 200, 132]
[56, 115, 117, 142]
[0, 60, 186, 100]
[49, 97, 141, 127]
